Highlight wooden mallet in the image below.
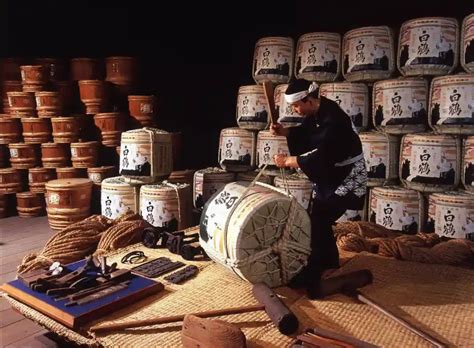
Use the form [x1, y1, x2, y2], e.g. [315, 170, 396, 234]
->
[262, 80, 278, 125]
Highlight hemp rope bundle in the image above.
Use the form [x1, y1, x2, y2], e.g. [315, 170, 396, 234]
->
[17, 215, 112, 274]
[334, 221, 474, 267]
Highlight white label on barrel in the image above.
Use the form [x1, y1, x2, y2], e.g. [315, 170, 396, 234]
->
[89, 173, 102, 183]
[299, 41, 335, 72]
[71, 148, 77, 158]
[9, 149, 18, 158]
[48, 193, 60, 205]
[102, 193, 129, 220]
[140, 198, 177, 228]
[35, 97, 42, 106]
[435, 205, 470, 239]
[348, 36, 377, 72]
[258, 138, 289, 166]
[255, 45, 291, 76]
[438, 85, 473, 123]
[220, 136, 243, 161]
[362, 142, 387, 178]
[120, 143, 149, 171]
[337, 209, 363, 222]
[382, 88, 412, 122]
[410, 145, 442, 179]
[237, 93, 268, 124]
[407, 26, 441, 65]
[140, 103, 153, 114]
[375, 199, 417, 231]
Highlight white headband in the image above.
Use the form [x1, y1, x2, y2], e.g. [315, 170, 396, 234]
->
[284, 82, 318, 103]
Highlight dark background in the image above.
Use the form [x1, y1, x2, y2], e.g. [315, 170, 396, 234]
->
[1, 0, 473, 169]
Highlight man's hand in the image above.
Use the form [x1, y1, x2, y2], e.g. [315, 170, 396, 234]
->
[273, 154, 299, 168]
[270, 123, 289, 137]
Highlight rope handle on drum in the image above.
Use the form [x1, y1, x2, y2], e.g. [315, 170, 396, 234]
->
[279, 167, 290, 195]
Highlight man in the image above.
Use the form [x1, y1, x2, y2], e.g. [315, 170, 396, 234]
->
[271, 78, 367, 299]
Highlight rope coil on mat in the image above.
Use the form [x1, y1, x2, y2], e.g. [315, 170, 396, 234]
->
[334, 221, 474, 268]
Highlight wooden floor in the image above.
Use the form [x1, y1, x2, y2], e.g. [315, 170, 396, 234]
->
[0, 216, 63, 348]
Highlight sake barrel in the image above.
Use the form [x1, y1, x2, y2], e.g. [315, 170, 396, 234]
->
[128, 96, 156, 127]
[140, 182, 192, 230]
[1, 81, 22, 114]
[45, 178, 93, 230]
[0, 117, 21, 144]
[462, 14, 474, 73]
[56, 167, 87, 179]
[16, 191, 45, 217]
[274, 84, 304, 128]
[236, 85, 269, 130]
[28, 167, 56, 193]
[295, 32, 341, 82]
[41, 142, 70, 168]
[360, 131, 400, 186]
[342, 26, 395, 82]
[70, 141, 99, 168]
[70, 58, 103, 81]
[105, 57, 138, 85]
[87, 166, 117, 185]
[218, 128, 256, 172]
[256, 130, 290, 176]
[78, 80, 109, 114]
[7, 92, 36, 118]
[120, 128, 173, 184]
[369, 186, 422, 234]
[373, 78, 428, 134]
[35, 91, 62, 118]
[8, 143, 40, 169]
[462, 136, 474, 192]
[35, 58, 67, 82]
[193, 167, 235, 209]
[319, 82, 369, 132]
[200, 182, 311, 287]
[21, 117, 52, 143]
[0, 145, 7, 168]
[101, 176, 140, 219]
[236, 170, 274, 185]
[428, 74, 474, 135]
[0, 168, 22, 194]
[274, 173, 313, 210]
[426, 191, 474, 240]
[168, 169, 196, 187]
[253, 37, 294, 85]
[20, 65, 48, 91]
[400, 133, 461, 192]
[51, 117, 80, 143]
[398, 17, 459, 76]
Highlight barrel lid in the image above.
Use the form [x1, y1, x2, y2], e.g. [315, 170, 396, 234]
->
[56, 167, 82, 172]
[431, 190, 474, 201]
[102, 176, 128, 186]
[196, 167, 235, 177]
[238, 85, 264, 94]
[7, 91, 34, 96]
[35, 91, 59, 96]
[221, 127, 255, 136]
[16, 191, 40, 198]
[29, 167, 54, 173]
[21, 117, 48, 123]
[41, 142, 65, 147]
[71, 141, 99, 147]
[87, 166, 116, 174]
[94, 112, 122, 118]
[0, 168, 18, 174]
[123, 127, 169, 135]
[142, 182, 189, 192]
[372, 185, 418, 196]
[127, 95, 155, 101]
[20, 65, 43, 69]
[359, 131, 387, 141]
[320, 82, 368, 92]
[46, 178, 92, 188]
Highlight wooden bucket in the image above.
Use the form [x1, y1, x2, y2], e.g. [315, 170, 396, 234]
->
[400, 133, 461, 192]
[7, 91, 36, 118]
[253, 37, 294, 85]
[236, 85, 269, 130]
[373, 78, 428, 134]
[398, 17, 459, 76]
[0, 168, 23, 194]
[28, 167, 56, 193]
[45, 178, 93, 230]
[193, 167, 235, 209]
[78, 80, 109, 114]
[360, 131, 400, 187]
[0, 117, 22, 144]
[35, 58, 67, 82]
[21, 117, 52, 144]
[41, 142, 70, 168]
[140, 182, 192, 230]
[168, 169, 196, 187]
[1, 80, 22, 114]
[35, 91, 62, 118]
[295, 32, 341, 82]
[70, 141, 99, 168]
[200, 181, 311, 287]
[274, 84, 304, 128]
[87, 166, 117, 185]
[218, 127, 256, 172]
[101, 176, 140, 219]
[461, 13, 474, 73]
[0, 144, 7, 168]
[428, 74, 474, 135]
[105, 56, 137, 85]
[462, 136, 474, 192]
[56, 167, 87, 179]
[93, 112, 125, 147]
[51, 117, 80, 143]
[369, 186, 423, 233]
[319, 82, 369, 132]
[342, 26, 395, 82]
[8, 143, 40, 169]
[426, 191, 474, 240]
[274, 173, 313, 210]
[256, 130, 290, 175]
[20, 65, 48, 86]
[119, 128, 173, 184]
[236, 170, 273, 185]
[16, 191, 45, 217]
[70, 58, 103, 81]
[128, 95, 156, 127]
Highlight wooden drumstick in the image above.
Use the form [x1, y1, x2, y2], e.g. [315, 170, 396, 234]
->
[262, 80, 278, 125]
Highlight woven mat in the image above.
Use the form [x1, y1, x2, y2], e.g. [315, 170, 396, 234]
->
[3, 246, 474, 347]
